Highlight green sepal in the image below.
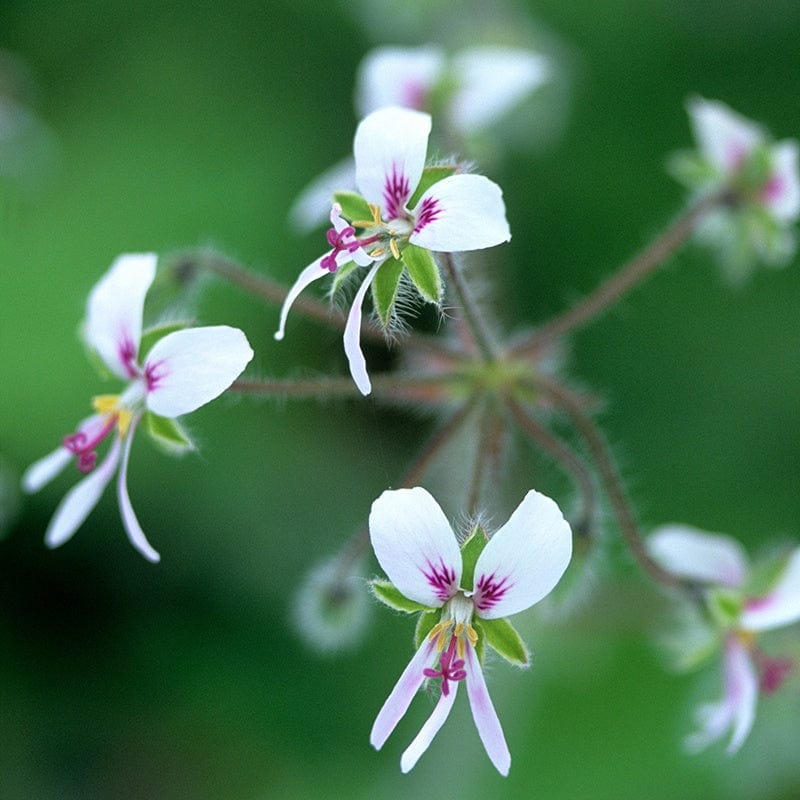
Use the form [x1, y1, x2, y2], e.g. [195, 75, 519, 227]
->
[334, 191, 372, 223]
[414, 610, 440, 649]
[744, 551, 795, 598]
[738, 144, 773, 193]
[707, 587, 743, 628]
[371, 258, 404, 328]
[408, 165, 458, 209]
[402, 244, 442, 304]
[144, 412, 196, 455]
[460, 526, 488, 592]
[475, 617, 529, 667]
[666, 150, 718, 189]
[139, 321, 190, 359]
[370, 579, 432, 614]
[330, 260, 359, 297]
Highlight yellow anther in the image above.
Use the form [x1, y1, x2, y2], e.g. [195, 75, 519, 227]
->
[368, 203, 383, 225]
[389, 238, 401, 260]
[369, 247, 386, 258]
[454, 622, 465, 638]
[116, 408, 133, 438]
[457, 637, 465, 660]
[92, 394, 121, 415]
[428, 619, 453, 650]
[467, 624, 478, 647]
[737, 630, 756, 649]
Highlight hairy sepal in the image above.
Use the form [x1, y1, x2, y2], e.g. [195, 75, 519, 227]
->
[475, 617, 529, 667]
[371, 579, 433, 614]
[371, 259, 405, 328]
[403, 244, 442, 304]
[408, 165, 459, 209]
[145, 412, 196, 455]
[334, 191, 372, 223]
[460, 525, 488, 592]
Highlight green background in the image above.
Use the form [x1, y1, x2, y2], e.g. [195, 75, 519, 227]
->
[2, 1, 800, 798]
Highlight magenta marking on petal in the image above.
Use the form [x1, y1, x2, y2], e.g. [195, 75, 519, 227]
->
[413, 196, 441, 234]
[145, 359, 169, 392]
[423, 559, 457, 603]
[383, 164, 411, 220]
[744, 594, 775, 612]
[726, 141, 748, 170]
[757, 654, 794, 694]
[117, 333, 139, 379]
[474, 572, 513, 613]
[762, 173, 785, 204]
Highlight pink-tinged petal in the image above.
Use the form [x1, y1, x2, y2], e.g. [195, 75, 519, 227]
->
[143, 326, 253, 418]
[648, 525, 748, 588]
[356, 46, 444, 117]
[369, 487, 462, 608]
[44, 436, 122, 549]
[343, 262, 380, 396]
[687, 97, 763, 174]
[116, 416, 160, 563]
[84, 253, 157, 379]
[740, 548, 800, 632]
[370, 637, 437, 750]
[472, 490, 571, 619]
[288, 156, 357, 233]
[409, 174, 511, 253]
[22, 446, 72, 493]
[400, 681, 458, 773]
[450, 47, 549, 133]
[274, 257, 330, 342]
[354, 107, 431, 213]
[763, 141, 800, 222]
[464, 643, 511, 775]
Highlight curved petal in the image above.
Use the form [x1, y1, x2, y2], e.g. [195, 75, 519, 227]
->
[740, 548, 800, 631]
[450, 47, 549, 133]
[354, 107, 431, 214]
[763, 140, 800, 223]
[44, 436, 121, 549]
[274, 256, 330, 342]
[472, 490, 571, 619]
[144, 326, 253, 418]
[687, 97, 763, 173]
[356, 46, 444, 117]
[369, 487, 462, 608]
[343, 262, 380, 396]
[370, 637, 437, 750]
[409, 174, 511, 253]
[400, 681, 458, 772]
[22, 446, 72, 493]
[464, 643, 511, 775]
[648, 525, 748, 588]
[724, 638, 758, 754]
[116, 416, 160, 563]
[84, 253, 157, 379]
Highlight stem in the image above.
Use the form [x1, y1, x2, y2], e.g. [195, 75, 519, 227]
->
[439, 252, 498, 363]
[516, 191, 725, 351]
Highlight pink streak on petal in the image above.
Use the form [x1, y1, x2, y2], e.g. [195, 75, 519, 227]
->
[400, 682, 459, 772]
[762, 173, 785, 204]
[423, 558, 458, 603]
[383, 164, 411, 220]
[473, 571, 513, 614]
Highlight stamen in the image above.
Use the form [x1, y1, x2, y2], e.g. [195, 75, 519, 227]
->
[389, 238, 401, 260]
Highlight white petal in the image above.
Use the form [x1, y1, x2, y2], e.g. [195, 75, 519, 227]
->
[763, 140, 800, 223]
[687, 97, 763, 173]
[274, 256, 330, 342]
[354, 107, 431, 213]
[116, 417, 160, 563]
[450, 47, 549, 134]
[22, 447, 72, 493]
[740, 548, 800, 631]
[84, 253, 157, 379]
[464, 643, 511, 775]
[409, 174, 511, 253]
[343, 262, 380, 396]
[356, 46, 444, 117]
[44, 436, 121, 549]
[400, 681, 458, 772]
[369, 487, 462, 608]
[648, 525, 748, 588]
[724, 638, 758, 754]
[144, 326, 253, 418]
[370, 637, 437, 750]
[472, 490, 571, 620]
[288, 156, 357, 232]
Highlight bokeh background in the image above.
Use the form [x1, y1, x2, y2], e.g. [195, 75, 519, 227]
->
[2, 1, 800, 798]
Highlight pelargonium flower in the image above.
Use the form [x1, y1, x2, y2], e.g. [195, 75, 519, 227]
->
[22, 253, 253, 562]
[649, 524, 800, 753]
[275, 106, 510, 396]
[671, 97, 800, 278]
[368, 487, 572, 774]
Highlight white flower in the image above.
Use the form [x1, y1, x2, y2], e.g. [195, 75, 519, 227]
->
[649, 525, 800, 753]
[368, 487, 572, 774]
[275, 107, 510, 396]
[22, 253, 253, 562]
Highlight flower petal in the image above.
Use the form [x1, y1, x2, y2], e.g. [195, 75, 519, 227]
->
[144, 326, 253, 418]
[688, 97, 763, 173]
[274, 256, 330, 342]
[648, 525, 748, 588]
[370, 637, 437, 750]
[356, 46, 444, 117]
[400, 681, 458, 773]
[409, 174, 511, 252]
[44, 436, 121, 549]
[84, 253, 157, 379]
[354, 107, 431, 213]
[288, 156, 357, 233]
[369, 487, 462, 608]
[21, 446, 72, 493]
[472, 489, 571, 620]
[763, 140, 800, 223]
[343, 262, 380, 396]
[116, 416, 160, 563]
[464, 643, 511, 775]
[450, 47, 549, 133]
[740, 548, 800, 631]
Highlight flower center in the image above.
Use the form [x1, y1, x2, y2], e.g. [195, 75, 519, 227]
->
[62, 394, 135, 473]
